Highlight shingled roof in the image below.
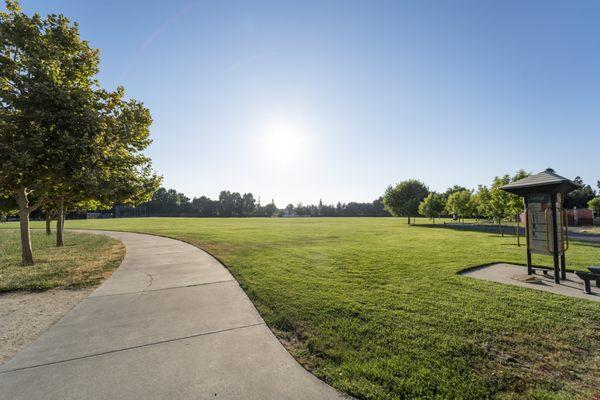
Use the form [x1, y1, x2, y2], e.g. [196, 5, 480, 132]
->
[500, 171, 580, 196]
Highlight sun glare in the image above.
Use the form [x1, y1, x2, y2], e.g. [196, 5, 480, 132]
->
[261, 116, 309, 163]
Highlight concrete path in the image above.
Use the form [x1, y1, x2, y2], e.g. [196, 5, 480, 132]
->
[463, 263, 600, 302]
[570, 232, 600, 244]
[0, 231, 345, 400]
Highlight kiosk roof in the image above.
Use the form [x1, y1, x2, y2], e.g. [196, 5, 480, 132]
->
[500, 171, 579, 196]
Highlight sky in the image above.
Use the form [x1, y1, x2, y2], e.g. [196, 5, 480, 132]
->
[16, 1, 600, 206]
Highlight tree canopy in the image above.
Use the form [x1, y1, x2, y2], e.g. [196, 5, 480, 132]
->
[418, 192, 445, 223]
[564, 176, 596, 209]
[445, 190, 474, 221]
[0, 1, 159, 264]
[383, 180, 429, 223]
[589, 196, 600, 215]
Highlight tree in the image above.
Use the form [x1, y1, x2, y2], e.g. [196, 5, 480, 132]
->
[192, 196, 218, 216]
[418, 193, 445, 223]
[42, 207, 54, 235]
[146, 187, 189, 215]
[445, 190, 473, 223]
[472, 185, 491, 219]
[488, 175, 511, 236]
[0, 2, 160, 257]
[218, 191, 243, 217]
[443, 185, 467, 200]
[241, 193, 256, 216]
[564, 176, 595, 209]
[285, 203, 295, 215]
[50, 85, 160, 246]
[0, 195, 16, 223]
[383, 180, 429, 224]
[472, 179, 510, 236]
[589, 197, 600, 215]
[506, 170, 530, 246]
[260, 201, 278, 217]
[0, 1, 101, 264]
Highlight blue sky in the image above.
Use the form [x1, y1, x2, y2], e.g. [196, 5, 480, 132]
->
[18, 1, 600, 206]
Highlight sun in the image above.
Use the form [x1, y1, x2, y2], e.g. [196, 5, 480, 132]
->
[260, 116, 309, 163]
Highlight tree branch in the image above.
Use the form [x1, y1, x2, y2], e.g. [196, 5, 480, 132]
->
[27, 197, 45, 213]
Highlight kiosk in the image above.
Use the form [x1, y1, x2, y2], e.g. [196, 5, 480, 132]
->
[501, 171, 579, 284]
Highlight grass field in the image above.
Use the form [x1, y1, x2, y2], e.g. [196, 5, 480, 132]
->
[0, 230, 125, 292]
[2, 218, 599, 399]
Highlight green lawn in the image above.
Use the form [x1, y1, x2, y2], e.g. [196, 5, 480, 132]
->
[3, 217, 599, 399]
[0, 230, 125, 291]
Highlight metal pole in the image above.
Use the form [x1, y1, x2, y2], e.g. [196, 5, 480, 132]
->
[524, 196, 532, 275]
[550, 193, 560, 284]
[560, 207, 567, 279]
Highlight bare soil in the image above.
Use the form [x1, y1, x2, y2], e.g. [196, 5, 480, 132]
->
[0, 288, 92, 364]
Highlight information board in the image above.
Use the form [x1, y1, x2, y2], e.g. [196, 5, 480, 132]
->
[526, 193, 564, 255]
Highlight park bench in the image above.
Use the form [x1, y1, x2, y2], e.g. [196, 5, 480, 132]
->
[575, 266, 600, 294]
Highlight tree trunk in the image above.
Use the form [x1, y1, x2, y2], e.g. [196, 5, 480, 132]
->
[14, 188, 34, 266]
[45, 211, 52, 235]
[407, 216, 411, 224]
[56, 198, 64, 247]
[498, 219, 504, 237]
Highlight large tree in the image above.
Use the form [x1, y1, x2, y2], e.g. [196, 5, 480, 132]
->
[0, 1, 160, 259]
[383, 180, 429, 224]
[53, 90, 161, 246]
[0, 1, 100, 264]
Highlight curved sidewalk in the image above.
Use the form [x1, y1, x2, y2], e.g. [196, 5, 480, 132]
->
[0, 230, 345, 400]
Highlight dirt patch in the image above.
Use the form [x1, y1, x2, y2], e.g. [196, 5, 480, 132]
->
[0, 288, 92, 364]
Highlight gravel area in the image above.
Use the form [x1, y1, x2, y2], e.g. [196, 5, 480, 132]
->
[0, 288, 93, 364]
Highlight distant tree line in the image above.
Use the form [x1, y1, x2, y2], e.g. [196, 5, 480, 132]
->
[131, 188, 390, 218]
[142, 189, 272, 217]
[283, 198, 389, 217]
